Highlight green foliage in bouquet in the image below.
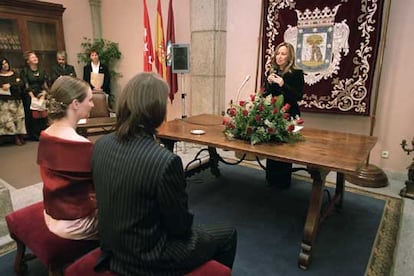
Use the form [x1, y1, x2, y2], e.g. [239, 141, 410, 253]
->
[223, 92, 304, 145]
[77, 37, 122, 78]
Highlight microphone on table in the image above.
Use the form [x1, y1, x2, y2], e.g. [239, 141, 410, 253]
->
[235, 75, 251, 102]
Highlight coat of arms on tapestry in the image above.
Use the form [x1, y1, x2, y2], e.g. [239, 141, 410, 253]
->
[262, 0, 390, 115]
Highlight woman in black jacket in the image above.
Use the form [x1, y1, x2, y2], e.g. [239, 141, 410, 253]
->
[83, 49, 112, 108]
[264, 42, 304, 188]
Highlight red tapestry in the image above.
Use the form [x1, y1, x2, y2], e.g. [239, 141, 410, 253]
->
[261, 0, 388, 115]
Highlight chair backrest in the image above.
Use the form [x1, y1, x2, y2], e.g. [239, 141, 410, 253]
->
[90, 92, 110, 118]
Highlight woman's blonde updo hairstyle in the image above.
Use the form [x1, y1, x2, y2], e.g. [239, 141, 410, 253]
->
[47, 76, 90, 120]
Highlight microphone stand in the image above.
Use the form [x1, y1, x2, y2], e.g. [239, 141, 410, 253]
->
[235, 75, 251, 103]
[233, 75, 253, 161]
[180, 73, 187, 153]
[181, 73, 186, 120]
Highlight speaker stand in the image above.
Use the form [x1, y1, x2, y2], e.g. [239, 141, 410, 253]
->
[180, 73, 187, 153]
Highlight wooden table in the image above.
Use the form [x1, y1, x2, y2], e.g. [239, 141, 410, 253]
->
[157, 114, 377, 270]
[76, 117, 116, 137]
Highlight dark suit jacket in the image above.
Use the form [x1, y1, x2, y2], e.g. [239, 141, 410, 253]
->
[83, 63, 111, 94]
[50, 64, 77, 84]
[92, 133, 216, 275]
[264, 68, 304, 118]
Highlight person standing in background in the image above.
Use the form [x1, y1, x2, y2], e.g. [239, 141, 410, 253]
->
[0, 57, 26, 145]
[82, 49, 112, 108]
[21, 51, 49, 141]
[50, 50, 77, 85]
[263, 42, 304, 189]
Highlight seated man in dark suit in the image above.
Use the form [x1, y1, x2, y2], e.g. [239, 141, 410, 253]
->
[50, 51, 76, 85]
[92, 72, 237, 275]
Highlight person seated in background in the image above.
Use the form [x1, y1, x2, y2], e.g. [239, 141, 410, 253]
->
[21, 51, 49, 141]
[82, 49, 113, 108]
[50, 50, 77, 85]
[263, 42, 304, 189]
[92, 72, 237, 275]
[37, 76, 98, 240]
[0, 57, 26, 145]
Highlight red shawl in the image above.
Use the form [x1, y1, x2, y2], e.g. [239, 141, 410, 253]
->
[37, 132, 97, 220]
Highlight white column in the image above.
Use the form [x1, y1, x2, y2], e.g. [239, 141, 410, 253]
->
[190, 0, 227, 115]
[89, 0, 102, 39]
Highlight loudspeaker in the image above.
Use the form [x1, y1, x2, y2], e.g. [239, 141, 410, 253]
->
[172, 44, 190, 73]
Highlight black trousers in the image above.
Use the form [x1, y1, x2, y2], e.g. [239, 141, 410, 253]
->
[21, 93, 31, 137]
[201, 224, 237, 269]
[266, 159, 293, 188]
[30, 117, 47, 139]
[21, 95, 47, 140]
[159, 224, 237, 275]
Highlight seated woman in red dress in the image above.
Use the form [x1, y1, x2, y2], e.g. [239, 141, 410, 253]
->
[37, 76, 98, 240]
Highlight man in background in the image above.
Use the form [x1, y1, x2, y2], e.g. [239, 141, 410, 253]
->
[50, 51, 76, 85]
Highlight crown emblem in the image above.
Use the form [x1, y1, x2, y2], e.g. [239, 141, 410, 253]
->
[295, 4, 340, 27]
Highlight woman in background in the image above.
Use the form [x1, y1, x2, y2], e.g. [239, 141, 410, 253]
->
[82, 49, 112, 108]
[0, 57, 26, 145]
[37, 76, 98, 240]
[21, 51, 49, 141]
[264, 42, 304, 189]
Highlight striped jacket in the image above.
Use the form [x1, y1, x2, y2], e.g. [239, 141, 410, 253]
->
[92, 133, 215, 275]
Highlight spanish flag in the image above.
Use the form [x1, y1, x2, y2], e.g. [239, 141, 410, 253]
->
[143, 0, 154, 72]
[166, 0, 178, 102]
[155, 0, 166, 79]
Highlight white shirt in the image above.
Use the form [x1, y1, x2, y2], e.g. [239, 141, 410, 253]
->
[44, 210, 98, 240]
[91, 62, 100, 73]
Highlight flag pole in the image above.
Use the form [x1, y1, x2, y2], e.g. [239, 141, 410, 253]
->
[254, 0, 265, 92]
[166, 0, 178, 102]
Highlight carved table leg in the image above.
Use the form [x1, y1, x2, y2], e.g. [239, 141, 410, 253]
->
[320, 172, 345, 223]
[160, 141, 221, 177]
[208, 146, 221, 177]
[298, 167, 329, 270]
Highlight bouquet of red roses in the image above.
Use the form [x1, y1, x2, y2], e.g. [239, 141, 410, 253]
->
[223, 92, 304, 145]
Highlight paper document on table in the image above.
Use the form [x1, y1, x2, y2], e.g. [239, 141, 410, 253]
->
[77, 119, 87, 124]
[293, 126, 304, 133]
[90, 72, 104, 89]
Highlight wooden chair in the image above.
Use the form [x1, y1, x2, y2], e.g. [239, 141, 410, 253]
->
[90, 91, 110, 118]
[81, 91, 115, 137]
